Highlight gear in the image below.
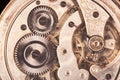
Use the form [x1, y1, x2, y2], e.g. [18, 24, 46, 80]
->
[27, 6, 58, 36]
[84, 22, 120, 66]
[72, 21, 120, 67]
[14, 33, 56, 75]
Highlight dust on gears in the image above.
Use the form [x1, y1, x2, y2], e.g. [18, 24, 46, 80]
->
[27, 5, 58, 36]
[14, 33, 57, 75]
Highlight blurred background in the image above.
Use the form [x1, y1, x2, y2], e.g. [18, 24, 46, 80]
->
[0, 0, 10, 14]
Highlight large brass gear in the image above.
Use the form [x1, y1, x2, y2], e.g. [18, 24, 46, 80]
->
[14, 33, 56, 75]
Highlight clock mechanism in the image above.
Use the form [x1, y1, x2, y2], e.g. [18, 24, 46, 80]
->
[0, 0, 120, 80]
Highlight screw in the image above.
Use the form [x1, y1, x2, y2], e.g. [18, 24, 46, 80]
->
[70, 7, 78, 13]
[36, 0, 40, 5]
[68, 21, 75, 27]
[105, 74, 112, 80]
[93, 11, 99, 18]
[60, 1, 66, 7]
[21, 24, 27, 30]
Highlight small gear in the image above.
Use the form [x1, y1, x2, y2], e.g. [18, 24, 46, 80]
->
[27, 6, 58, 36]
[14, 33, 56, 75]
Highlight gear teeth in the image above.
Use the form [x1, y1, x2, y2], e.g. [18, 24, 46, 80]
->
[14, 33, 56, 76]
[28, 5, 58, 36]
[32, 32, 49, 38]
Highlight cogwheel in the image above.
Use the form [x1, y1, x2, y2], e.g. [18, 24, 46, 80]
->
[27, 5, 58, 36]
[72, 22, 120, 67]
[14, 33, 56, 75]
